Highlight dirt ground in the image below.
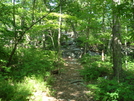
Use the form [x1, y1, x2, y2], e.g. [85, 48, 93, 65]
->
[43, 58, 93, 101]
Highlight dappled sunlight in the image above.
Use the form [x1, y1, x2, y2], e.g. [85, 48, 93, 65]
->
[14, 75, 52, 101]
[0, 49, 57, 100]
[49, 58, 93, 101]
[54, 88, 92, 101]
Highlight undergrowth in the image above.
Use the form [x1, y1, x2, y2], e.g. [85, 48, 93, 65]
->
[0, 48, 61, 101]
[79, 54, 113, 81]
[79, 54, 134, 101]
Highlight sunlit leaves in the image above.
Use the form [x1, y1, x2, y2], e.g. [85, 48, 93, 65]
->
[129, 32, 134, 40]
[32, 24, 59, 31]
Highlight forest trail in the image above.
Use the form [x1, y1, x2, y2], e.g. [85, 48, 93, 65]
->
[43, 58, 93, 101]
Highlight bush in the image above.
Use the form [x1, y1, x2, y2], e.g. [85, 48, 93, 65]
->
[88, 78, 134, 101]
[79, 55, 112, 81]
[80, 51, 134, 101]
[0, 77, 15, 101]
[0, 45, 9, 60]
[10, 48, 57, 81]
[0, 48, 59, 100]
[0, 75, 52, 101]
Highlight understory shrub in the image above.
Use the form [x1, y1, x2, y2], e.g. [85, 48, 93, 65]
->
[11, 48, 57, 81]
[0, 48, 59, 100]
[0, 45, 9, 62]
[0, 75, 53, 101]
[0, 76, 15, 101]
[79, 54, 112, 81]
[83, 56, 134, 101]
[88, 77, 134, 101]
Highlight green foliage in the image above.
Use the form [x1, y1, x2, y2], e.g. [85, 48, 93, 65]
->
[0, 48, 59, 100]
[0, 75, 52, 101]
[0, 0, 134, 100]
[94, 78, 120, 101]
[75, 35, 103, 48]
[0, 45, 11, 75]
[83, 56, 134, 101]
[0, 45, 9, 63]
[11, 48, 57, 81]
[87, 77, 134, 101]
[80, 54, 134, 101]
[0, 77, 15, 101]
[79, 54, 112, 81]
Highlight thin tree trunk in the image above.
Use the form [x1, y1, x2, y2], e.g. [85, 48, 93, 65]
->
[42, 34, 46, 49]
[32, 0, 36, 23]
[6, 0, 17, 67]
[48, 30, 56, 50]
[57, 0, 62, 60]
[124, 40, 128, 68]
[102, 50, 105, 61]
[70, 21, 78, 38]
[102, 4, 106, 61]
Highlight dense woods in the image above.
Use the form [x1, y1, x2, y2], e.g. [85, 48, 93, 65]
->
[0, 0, 134, 100]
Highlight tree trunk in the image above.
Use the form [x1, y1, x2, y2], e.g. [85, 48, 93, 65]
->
[42, 34, 46, 49]
[49, 30, 56, 50]
[57, 0, 62, 61]
[124, 39, 128, 68]
[112, 1, 122, 81]
[70, 21, 78, 38]
[6, 0, 17, 67]
[112, 22, 122, 81]
[102, 4, 106, 61]
[32, 0, 36, 23]
[102, 50, 105, 61]
[6, 43, 18, 67]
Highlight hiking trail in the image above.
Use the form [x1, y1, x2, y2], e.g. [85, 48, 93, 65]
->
[43, 58, 93, 101]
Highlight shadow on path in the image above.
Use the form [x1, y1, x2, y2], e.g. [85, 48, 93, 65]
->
[51, 58, 93, 101]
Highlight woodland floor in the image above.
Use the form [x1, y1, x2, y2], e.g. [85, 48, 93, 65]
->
[42, 58, 94, 101]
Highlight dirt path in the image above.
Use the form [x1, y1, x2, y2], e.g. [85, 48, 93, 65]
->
[46, 58, 93, 101]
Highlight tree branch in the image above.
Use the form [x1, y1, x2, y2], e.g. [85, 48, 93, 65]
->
[6, 4, 60, 67]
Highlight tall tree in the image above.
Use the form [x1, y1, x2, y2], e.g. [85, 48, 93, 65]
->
[112, 0, 122, 81]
